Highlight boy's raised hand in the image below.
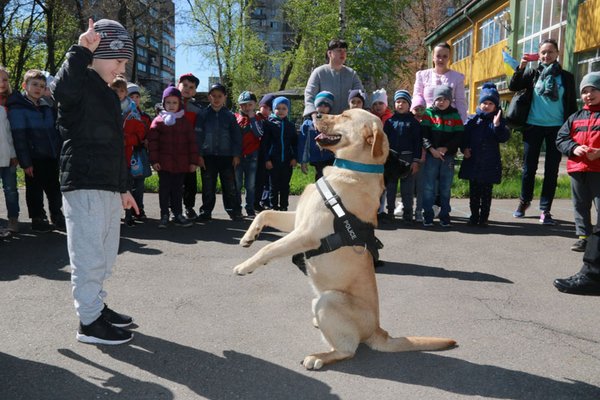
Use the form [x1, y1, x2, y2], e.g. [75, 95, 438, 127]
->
[493, 109, 502, 127]
[78, 18, 101, 52]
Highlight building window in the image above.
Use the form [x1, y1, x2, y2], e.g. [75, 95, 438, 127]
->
[149, 7, 158, 18]
[479, 9, 509, 50]
[162, 57, 175, 69]
[453, 30, 472, 63]
[137, 36, 146, 45]
[149, 66, 159, 76]
[517, 0, 566, 58]
[137, 62, 147, 73]
[136, 47, 147, 57]
[576, 48, 600, 104]
[149, 37, 159, 49]
[476, 76, 508, 100]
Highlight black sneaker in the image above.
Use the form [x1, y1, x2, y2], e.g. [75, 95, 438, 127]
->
[158, 214, 169, 229]
[571, 238, 588, 252]
[51, 214, 66, 231]
[101, 304, 133, 327]
[77, 315, 133, 345]
[185, 208, 198, 220]
[134, 210, 148, 223]
[173, 214, 193, 227]
[196, 210, 212, 222]
[32, 218, 52, 233]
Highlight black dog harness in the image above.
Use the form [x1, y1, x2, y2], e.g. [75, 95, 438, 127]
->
[292, 176, 383, 274]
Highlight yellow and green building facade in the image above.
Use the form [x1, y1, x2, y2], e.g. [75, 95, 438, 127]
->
[424, 0, 600, 113]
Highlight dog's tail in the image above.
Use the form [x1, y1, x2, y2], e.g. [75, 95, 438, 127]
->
[365, 327, 456, 352]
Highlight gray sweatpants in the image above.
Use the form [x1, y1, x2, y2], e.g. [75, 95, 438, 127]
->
[569, 172, 600, 237]
[63, 190, 121, 325]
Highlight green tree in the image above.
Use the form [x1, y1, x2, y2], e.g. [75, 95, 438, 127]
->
[185, 0, 268, 100]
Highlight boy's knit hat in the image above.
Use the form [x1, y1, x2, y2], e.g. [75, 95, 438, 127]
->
[478, 82, 500, 107]
[580, 72, 600, 93]
[238, 91, 257, 104]
[433, 85, 453, 102]
[272, 96, 291, 111]
[93, 19, 133, 60]
[127, 82, 141, 96]
[371, 88, 388, 106]
[393, 90, 412, 106]
[315, 91, 334, 108]
[348, 89, 366, 104]
[162, 85, 182, 108]
[259, 93, 276, 109]
[178, 72, 199, 87]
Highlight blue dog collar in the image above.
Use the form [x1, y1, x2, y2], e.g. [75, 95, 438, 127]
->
[333, 158, 384, 174]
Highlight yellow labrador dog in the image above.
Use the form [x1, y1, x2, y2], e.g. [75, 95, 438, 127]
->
[234, 109, 455, 369]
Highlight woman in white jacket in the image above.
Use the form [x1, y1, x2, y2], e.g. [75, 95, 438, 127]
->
[0, 66, 19, 234]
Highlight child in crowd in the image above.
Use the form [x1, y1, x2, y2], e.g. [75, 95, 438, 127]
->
[421, 84, 464, 227]
[195, 83, 242, 221]
[370, 88, 393, 124]
[348, 89, 366, 110]
[8, 69, 64, 232]
[459, 83, 509, 227]
[54, 18, 138, 344]
[383, 90, 422, 223]
[235, 90, 263, 218]
[255, 93, 275, 211]
[127, 82, 152, 222]
[148, 86, 197, 228]
[556, 72, 600, 252]
[177, 73, 202, 220]
[110, 77, 147, 227]
[409, 96, 427, 222]
[263, 96, 297, 211]
[299, 91, 335, 181]
[0, 66, 19, 235]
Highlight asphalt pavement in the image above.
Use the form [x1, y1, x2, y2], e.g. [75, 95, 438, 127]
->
[1, 191, 599, 400]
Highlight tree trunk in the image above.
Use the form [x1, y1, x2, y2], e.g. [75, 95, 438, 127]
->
[279, 32, 302, 91]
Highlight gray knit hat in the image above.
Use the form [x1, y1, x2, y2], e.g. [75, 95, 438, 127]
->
[580, 72, 600, 93]
[433, 85, 453, 102]
[93, 19, 133, 60]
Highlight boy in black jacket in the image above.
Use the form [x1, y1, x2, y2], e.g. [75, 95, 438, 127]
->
[54, 19, 138, 345]
[262, 96, 297, 211]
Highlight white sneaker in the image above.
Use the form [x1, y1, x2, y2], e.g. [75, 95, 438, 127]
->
[394, 201, 403, 216]
[433, 205, 441, 218]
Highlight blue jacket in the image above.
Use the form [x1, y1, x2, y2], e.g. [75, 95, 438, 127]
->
[195, 105, 242, 157]
[458, 109, 510, 184]
[7, 91, 62, 168]
[262, 115, 297, 163]
[298, 119, 333, 164]
[383, 112, 422, 161]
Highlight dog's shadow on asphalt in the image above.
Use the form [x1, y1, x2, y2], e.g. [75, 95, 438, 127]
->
[59, 332, 339, 399]
[376, 261, 513, 283]
[0, 350, 175, 399]
[331, 349, 600, 399]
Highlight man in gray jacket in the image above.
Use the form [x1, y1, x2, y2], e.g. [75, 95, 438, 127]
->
[303, 39, 364, 119]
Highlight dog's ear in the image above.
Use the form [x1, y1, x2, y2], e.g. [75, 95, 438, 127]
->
[362, 121, 385, 159]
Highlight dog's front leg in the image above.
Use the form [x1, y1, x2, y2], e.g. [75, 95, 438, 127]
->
[234, 231, 320, 275]
[240, 210, 296, 247]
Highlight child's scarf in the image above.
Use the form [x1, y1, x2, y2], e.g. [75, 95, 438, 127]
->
[535, 62, 561, 101]
[159, 109, 185, 126]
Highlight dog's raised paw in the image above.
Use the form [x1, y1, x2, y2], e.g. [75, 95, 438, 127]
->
[239, 237, 254, 247]
[233, 263, 255, 275]
[302, 355, 324, 370]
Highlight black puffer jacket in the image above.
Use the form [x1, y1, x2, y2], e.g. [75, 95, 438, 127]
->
[53, 45, 128, 193]
[508, 63, 578, 124]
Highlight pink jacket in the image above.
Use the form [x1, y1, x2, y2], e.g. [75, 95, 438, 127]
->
[412, 68, 468, 123]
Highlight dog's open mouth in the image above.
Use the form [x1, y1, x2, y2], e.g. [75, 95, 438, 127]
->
[315, 132, 342, 146]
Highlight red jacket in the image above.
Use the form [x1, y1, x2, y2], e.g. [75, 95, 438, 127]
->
[556, 104, 600, 173]
[373, 108, 393, 124]
[235, 112, 263, 156]
[148, 115, 198, 174]
[123, 112, 147, 164]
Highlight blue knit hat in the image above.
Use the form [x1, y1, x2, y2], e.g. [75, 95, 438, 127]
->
[272, 96, 291, 111]
[478, 82, 500, 107]
[393, 90, 412, 106]
[315, 91, 334, 108]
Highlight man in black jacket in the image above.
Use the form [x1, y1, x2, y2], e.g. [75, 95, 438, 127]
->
[54, 19, 138, 345]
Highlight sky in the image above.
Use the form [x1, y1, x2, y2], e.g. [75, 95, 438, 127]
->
[174, 0, 218, 91]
